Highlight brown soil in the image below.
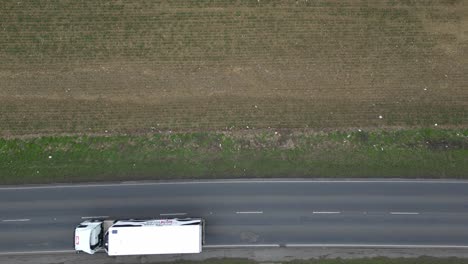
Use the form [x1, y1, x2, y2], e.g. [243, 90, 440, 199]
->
[0, 0, 466, 136]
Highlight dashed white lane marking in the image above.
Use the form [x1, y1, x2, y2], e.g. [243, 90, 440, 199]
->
[81, 216, 109, 219]
[236, 211, 263, 214]
[313, 211, 341, 214]
[2, 219, 30, 222]
[390, 212, 420, 215]
[160, 213, 187, 216]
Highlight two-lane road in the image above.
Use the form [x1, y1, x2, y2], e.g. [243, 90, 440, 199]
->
[1, 180, 468, 254]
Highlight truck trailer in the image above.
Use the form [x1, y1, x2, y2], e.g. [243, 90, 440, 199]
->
[74, 218, 204, 256]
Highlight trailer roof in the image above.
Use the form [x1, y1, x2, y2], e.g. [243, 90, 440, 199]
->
[107, 224, 202, 256]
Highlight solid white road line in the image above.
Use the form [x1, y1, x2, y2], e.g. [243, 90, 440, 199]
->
[236, 211, 263, 214]
[81, 216, 109, 219]
[2, 179, 468, 190]
[1, 243, 467, 255]
[0, 250, 75, 255]
[285, 243, 468, 249]
[2, 219, 30, 222]
[160, 213, 187, 216]
[390, 212, 420, 215]
[204, 244, 280, 248]
[313, 211, 340, 214]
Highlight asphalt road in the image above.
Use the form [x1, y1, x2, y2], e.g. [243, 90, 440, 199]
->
[1, 180, 468, 254]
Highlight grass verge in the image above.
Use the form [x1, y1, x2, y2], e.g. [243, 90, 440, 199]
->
[0, 128, 466, 184]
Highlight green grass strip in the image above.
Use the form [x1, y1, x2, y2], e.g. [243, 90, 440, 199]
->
[0, 128, 466, 184]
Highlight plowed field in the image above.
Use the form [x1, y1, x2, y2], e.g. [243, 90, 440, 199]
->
[0, 0, 467, 136]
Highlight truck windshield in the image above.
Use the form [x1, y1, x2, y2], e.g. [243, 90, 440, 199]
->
[104, 232, 109, 252]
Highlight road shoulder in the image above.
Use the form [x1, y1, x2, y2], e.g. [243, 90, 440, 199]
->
[1, 248, 468, 264]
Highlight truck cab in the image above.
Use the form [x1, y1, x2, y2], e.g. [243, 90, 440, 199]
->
[74, 220, 104, 254]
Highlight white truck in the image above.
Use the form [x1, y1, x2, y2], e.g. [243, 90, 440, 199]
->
[74, 218, 205, 256]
